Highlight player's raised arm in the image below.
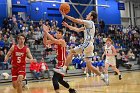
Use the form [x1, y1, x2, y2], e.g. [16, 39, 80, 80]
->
[43, 24, 63, 45]
[62, 22, 84, 33]
[43, 24, 55, 45]
[60, 10, 84, 24]
[43, 36, 54, 45]
[4, 45, 14, 62]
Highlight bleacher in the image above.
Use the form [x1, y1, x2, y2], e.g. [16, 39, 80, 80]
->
[0, 44, 140, 83]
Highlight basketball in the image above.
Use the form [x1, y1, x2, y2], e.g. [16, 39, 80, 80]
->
[60, 3, 70, 14]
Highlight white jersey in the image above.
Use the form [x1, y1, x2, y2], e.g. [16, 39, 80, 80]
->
[73, 20, 95, 58]
[105, 45, 113, 55]
[83, 20, 95, 42]
[105, 45, 116, 65]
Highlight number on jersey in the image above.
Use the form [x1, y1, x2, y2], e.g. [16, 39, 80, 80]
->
[17, 57, 21, 63]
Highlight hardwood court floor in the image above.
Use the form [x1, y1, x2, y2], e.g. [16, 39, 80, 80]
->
[0, 71, 140, 93]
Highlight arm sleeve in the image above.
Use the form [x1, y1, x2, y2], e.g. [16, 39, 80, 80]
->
[83, 20, 93, 28]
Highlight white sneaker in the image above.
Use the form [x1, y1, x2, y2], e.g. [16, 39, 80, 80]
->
[86, 73, 89, 77]
[101, 75, 109, 86]
[106, 79, 109, 86]
[91, 73, 94, 77]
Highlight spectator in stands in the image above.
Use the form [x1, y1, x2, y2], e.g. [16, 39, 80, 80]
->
[25, 16, 31, 22]
[133, 38, 139, 49]
[51, 19, 58, 28]
[114, 43, 121, 50]
[64, 32, 70, 43]
[121, 51, 132, 69]
[72, 54, 82, 69]
[3, 35, 10, 50]
[70, 33, 76, 43]
[0, 50, 8, 70]
[26, 31, 33, 40]
[121, 51, 128, 63]
[18, 20, 24, 29]
[12, 22, 20, 35]
[29, 25, 34, 32]
[29, 20, 36, 28]
[8, 34, 15, 47]
[12, 15, 17, 23]
[133, 48, 139, 58]
[17, 15, 23, 22]
[7, 16, 13, 29]
[99, 19, 105, 33]
[0, 33, 3, 40]
[30, 59, 40, 80]
[45, 19, 51, 28]
[108, 25, 114, 34]
[35, 27, 43, 44]
[0, 37, 4, 49]
[127, 49, 135, 61]
[39, 58, 50, 79]
[3, 48, 8, 56]
[49, 26, 56, 36]
[39, 20, 43, 28]
[3, 18, 8, 29]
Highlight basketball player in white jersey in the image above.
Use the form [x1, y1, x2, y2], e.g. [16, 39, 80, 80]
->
[54, 10, 108, 84]
[102, 38, 122, 85]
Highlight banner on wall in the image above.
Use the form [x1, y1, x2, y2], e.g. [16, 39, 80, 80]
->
[118, 3, 125, 10]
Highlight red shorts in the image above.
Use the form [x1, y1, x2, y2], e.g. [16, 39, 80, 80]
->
[56, 60, 65, 68]
[11, 66, 26, 81]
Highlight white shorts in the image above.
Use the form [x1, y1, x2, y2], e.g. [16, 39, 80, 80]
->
[105, 57, 116, 66]
[74, 41, 94, 58]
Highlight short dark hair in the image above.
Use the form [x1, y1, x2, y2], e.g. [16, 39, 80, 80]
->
[90, 11, 97, 20]
[57, 29, 63, 35]
[17, 33, 26, 40]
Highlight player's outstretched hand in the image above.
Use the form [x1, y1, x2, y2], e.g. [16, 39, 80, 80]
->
[62, 22, 69, 28]
[60, 10, 66, 16]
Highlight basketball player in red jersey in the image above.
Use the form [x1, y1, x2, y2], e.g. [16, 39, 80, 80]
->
[4, 34, 33, 93]
[43, 24, 76, 93]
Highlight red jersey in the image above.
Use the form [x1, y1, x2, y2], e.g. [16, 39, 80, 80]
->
[56, 44, 66, 68]
[11, 45, 27, 67]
